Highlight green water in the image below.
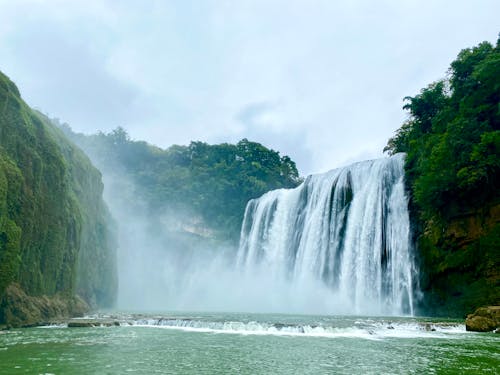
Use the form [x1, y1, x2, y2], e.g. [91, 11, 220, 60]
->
[0, 313, 498, 374]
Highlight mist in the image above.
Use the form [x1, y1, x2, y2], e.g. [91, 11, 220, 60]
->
[72, 134, 415, 317]
[99, 160, 342, 314]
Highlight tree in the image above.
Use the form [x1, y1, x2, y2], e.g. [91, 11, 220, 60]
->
[61, 127, 302, 242]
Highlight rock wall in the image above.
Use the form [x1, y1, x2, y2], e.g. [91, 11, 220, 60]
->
[0, 71, 116, 326]
[416, 201, 500, 317]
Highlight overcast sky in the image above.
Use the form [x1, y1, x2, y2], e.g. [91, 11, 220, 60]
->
[0, 1, 498, 175]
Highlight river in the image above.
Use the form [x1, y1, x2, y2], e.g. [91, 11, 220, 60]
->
[0, 312, 498, 374]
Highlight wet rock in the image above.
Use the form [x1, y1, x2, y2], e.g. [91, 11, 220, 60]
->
[68, 321, 96, 328]
[0, 284, 89, 328]
[423, 323, 435, 332]
[67, 319, 121, 328]
[273, 323, 286, 330]
[465, 306, 500, 332]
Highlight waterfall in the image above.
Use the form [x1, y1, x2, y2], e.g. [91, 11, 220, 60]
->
[237, 153, 416, 316]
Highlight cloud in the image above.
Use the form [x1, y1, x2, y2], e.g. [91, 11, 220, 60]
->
[0, 0, 499, 175]
[232, 100, 314, 172]
[236, 102, 279, 130]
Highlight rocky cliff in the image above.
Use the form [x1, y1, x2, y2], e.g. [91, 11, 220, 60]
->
[385, 38, 500, 317]
[416, 202, 499, 317]
[0, 71, 116, 327]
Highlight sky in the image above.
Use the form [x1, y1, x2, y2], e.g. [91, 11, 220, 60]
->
[0, 1, 498, 175]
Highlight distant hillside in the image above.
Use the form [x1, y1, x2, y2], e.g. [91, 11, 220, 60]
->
[0, 71, 116, 327]
[60, 126, 302, 243]
[385, 37, 500, 316]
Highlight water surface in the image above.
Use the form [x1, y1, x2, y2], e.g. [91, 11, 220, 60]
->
[0, 312, 498, 374]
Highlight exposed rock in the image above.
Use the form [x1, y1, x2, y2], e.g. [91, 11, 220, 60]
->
[418, 204, 500, 317]
[68, 321, 96, 328]
[0, 283, 89, 328]
[68, 319, 120, 328]
[465, 306, 500, 332]
[423, 323, 436, 331]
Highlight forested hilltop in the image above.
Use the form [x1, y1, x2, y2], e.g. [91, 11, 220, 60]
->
[385, 37, 500, 316]
[0, 71, 116, 327]
[60, 126, 301, 242]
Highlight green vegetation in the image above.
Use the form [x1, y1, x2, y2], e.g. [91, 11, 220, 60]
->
[0, 71, 116, 325]
[61, 126, 301, 242]
[385, 37, 500, 316]
[4, 35, 497, 322]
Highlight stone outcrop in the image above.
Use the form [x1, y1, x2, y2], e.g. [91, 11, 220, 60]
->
[68, 319, 120, 328]
[417, 202, 500, 317]
[0, 284, 88, 328]
[465, 306, 500, 332]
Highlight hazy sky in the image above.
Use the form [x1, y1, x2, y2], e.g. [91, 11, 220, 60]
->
[0, 1, 498, 174]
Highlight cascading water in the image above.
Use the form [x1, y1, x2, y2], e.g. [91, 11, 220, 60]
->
[236, 153, 416, 316]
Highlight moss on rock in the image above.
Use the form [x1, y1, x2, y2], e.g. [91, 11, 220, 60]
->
[0, 283, 88, 328]
[466, 306, 500, 332]
[0, 71, 116, 326]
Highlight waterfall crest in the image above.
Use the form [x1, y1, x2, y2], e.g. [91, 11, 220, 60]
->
[237, 153, 416, 315]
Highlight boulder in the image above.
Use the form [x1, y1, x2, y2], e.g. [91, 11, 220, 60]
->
[465, 306, 500, 332]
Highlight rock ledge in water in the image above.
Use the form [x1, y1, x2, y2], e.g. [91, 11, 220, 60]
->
[465, 306, 500, 332]
[67, 319, 120, 328]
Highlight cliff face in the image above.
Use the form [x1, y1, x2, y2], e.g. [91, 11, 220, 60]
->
[385, 38, 499, 317]
[416, 201, 499, 317]
[0, 71, 116, 326]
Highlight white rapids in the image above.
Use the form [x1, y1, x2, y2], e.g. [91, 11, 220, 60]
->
[129, 318, 464, 340]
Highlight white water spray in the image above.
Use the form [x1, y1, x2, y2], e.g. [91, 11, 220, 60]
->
[94, 149, 416, 316]
[237, 153, 416, 315]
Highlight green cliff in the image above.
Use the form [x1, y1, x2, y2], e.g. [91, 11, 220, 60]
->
[386, 37, 500, 317]
[0, 71, 116, 327]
